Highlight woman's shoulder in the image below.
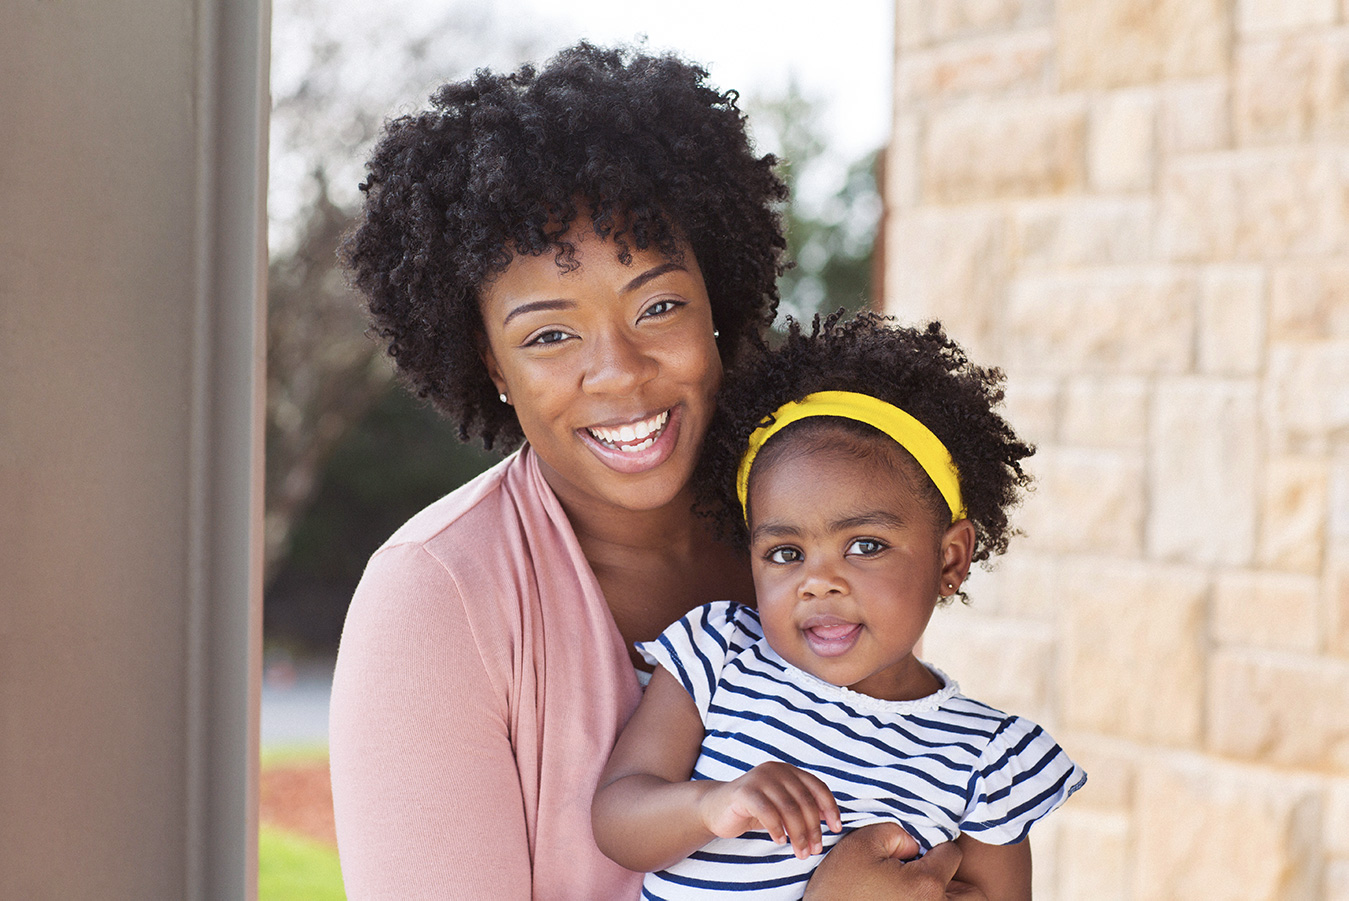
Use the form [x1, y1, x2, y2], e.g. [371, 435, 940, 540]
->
[379, 450, 521, 550]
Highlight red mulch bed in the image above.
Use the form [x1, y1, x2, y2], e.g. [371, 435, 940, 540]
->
[260, 760, 337, 847]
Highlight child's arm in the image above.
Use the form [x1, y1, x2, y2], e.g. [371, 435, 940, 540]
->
[953, 833, 1031, 901]
[592, 665, 843, 872]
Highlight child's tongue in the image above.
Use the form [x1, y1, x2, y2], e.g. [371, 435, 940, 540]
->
[808, 623, 857, 641]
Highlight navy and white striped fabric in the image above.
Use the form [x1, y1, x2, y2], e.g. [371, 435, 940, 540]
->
[635, 601, 1086, 900]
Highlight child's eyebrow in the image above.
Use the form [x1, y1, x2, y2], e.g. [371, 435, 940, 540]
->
[749, 511, 907, 543]
[830, 512, 907, 532]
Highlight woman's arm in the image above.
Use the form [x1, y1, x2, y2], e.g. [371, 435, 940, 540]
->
[329, 544, 532, 899]
[592, 666, 842, 871]
[954, 834, 1031, 901]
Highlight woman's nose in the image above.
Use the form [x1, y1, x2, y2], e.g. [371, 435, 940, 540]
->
[581, 330, 658, 395]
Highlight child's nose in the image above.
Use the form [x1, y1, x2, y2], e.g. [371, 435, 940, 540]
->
[798, 561, 846, 599]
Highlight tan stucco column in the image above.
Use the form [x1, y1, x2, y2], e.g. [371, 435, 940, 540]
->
[0, 1, 268, 897]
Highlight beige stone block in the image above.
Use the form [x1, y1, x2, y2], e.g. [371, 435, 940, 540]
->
[923, 100, 1087, 203]
[1238, 0, 1339, 33]
[896, 32, 1053, 105]
[1060, 377, 1149, 449]
[1059, 561, 1207, 744]
[1329, 861, 1349, 901]
[886, 113, 921, 213]
[1001, 375, 1058, 447]
[1271, 264, 1349, 341]
[1264, 341, 1349, 454]
[1089, 91, 1157, 193]
[1258, 456, 1330, 573]
[1148, 378, 1259, 565]
[1134, 755, 1321, 899]
[1059, 0, 1231, 90]
[1055, 810, 1130, 901]
[977, 551, 1059, 620]
[1198, 266, 1267, 376]
[1005, 270, 1196, 376]
[1161, 151, 1349, 262]
[1329, 552, 1349, 657]
[896, 0, 931, 50]
[929, 0, 1054, 41]
[1235, 33, 1349, 145]
[1012, 198, 1154, 272]
[1213, 569, 1321, 651]
[884, 209, 1009, 360]
[1208, 648, 1349, 769]
[922, 609, 1055, 722]
[1017, 447, 1145, 555]
[1328, 780, 1349, 857]
[1054, 732, 1136, 811]
[1160, 80, 1232, 155]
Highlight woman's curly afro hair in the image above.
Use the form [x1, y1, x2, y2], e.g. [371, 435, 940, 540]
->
[340, 41, 788, 450]
[696, 312, 1035, 578]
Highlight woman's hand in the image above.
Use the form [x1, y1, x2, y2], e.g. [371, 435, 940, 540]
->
[804, 824, 987, 901]
[698, 761, 843, 860]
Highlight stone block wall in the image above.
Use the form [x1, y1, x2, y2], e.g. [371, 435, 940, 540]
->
[883, 1, 1349, 896]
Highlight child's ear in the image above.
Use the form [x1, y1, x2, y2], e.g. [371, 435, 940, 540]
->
[939, 518, 976, 598]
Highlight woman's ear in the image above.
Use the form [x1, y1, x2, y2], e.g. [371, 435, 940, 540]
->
[479, 339, 509, 400]
[939, 518, 976, 598]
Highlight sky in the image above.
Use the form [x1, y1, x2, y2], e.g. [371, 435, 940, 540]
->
[268, 0, 894, 252]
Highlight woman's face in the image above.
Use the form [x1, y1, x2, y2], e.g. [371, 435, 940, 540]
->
[479, 227, 722, 516]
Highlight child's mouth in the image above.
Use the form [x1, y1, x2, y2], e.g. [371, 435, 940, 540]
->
[801, 617, 862, 658]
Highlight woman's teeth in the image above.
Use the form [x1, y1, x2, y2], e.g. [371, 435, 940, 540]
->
[588, 411, 669, 452]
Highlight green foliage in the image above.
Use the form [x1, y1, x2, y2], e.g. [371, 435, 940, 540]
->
[259, 825, 346, 901]
[264, 385, 499, 653]
[749, 80, 880, 325]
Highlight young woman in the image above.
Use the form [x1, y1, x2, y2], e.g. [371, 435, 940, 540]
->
[331, 43, 975, 899]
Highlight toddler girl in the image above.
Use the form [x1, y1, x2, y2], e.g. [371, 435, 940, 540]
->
[591, 313, 1085, 900]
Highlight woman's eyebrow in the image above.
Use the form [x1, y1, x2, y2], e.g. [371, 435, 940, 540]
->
[622, 261, 686, 294]
[501, 298, 575, 327]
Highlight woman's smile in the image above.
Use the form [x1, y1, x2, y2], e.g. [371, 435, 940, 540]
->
[579, 406, 680, 474]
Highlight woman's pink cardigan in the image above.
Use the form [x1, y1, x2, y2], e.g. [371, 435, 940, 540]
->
[329, 447, 645, 899]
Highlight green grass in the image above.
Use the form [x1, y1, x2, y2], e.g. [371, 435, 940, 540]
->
[259, 824, 346, 901]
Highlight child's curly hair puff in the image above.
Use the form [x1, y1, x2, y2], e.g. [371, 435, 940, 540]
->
[696, 312, 1035, 577]
[340, 42, 788, 450]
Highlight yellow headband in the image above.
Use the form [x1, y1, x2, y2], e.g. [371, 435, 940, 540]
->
[735, 390, 966, 523]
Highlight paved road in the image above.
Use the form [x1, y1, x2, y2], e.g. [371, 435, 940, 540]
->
[261, 656, 334, 749]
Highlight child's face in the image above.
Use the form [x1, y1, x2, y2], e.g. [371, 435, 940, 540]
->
[746, 432, 972, 702]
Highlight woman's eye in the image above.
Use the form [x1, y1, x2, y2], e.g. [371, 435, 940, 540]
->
[765, 546, 803, 565]
[641, 299, 684, 320]
[847, 538, 887, 557]
[526, 329, 572, 347]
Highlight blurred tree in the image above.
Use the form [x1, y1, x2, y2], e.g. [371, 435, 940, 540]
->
[749, 79, 882, 324]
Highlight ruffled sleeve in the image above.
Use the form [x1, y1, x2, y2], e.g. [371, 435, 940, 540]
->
[636, 600, 762, 720]
[959, 715, 1087, 845]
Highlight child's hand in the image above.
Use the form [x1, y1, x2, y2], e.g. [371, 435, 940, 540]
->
[698, 761, 843, 860]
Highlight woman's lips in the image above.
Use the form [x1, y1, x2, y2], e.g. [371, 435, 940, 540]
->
[579, 406, 680, 474]
[801, 615, 862, 658]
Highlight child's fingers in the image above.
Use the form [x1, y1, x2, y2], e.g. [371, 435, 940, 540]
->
[750, 774, 829, 859]
[798, 769, 843, 833]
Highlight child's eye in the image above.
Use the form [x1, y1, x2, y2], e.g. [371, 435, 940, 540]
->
[846, 538, 888, 557]
[640, 299, 684, 320]
[765, 546, 803, 565]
